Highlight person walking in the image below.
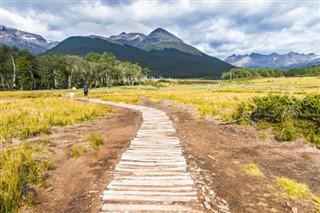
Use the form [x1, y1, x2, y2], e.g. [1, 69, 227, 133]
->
[84, 86, 89, 99]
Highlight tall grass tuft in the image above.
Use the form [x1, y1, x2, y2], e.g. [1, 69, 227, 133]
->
[0, 146, 48, 212]
[84, 133, 104, 149]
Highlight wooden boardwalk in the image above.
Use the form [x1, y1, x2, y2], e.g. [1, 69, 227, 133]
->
[88, 99, 202, 212]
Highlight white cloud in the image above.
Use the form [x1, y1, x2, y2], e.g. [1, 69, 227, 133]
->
[1, 0, 319, 59]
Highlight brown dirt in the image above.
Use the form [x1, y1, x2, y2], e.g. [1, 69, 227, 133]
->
[25, 99, 320, 213]
[142, 99, 320, 213]
[33, 105, 142, 213]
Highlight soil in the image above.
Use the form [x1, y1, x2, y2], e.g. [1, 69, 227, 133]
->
[33, 104, 142, 213]
[28, 99, 320, 213]
[143, 99, 320, 213]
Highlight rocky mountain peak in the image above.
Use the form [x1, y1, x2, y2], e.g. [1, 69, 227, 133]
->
[0, 25, 58, 54]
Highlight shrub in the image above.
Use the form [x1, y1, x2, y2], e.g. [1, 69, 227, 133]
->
[296, 94, 320, 122]
[275, 120, 297, 142]
[234, 94, 320, 146]
[234, 102, 252, 125]
[250, 94, 298, 123]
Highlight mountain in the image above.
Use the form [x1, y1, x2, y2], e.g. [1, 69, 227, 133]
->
[46, 35, 235, 79]
[0, 25, 58, 54]
[106, 28, 203, 55]
[225, 52, 320, 70]
[109, 32, 146, 46]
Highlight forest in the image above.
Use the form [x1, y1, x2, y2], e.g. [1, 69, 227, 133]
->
[0, 46, 150, 90]
[220, 65, 320, 80]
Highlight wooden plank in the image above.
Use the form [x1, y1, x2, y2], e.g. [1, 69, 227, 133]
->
[107, 185, 194, 191]
[115, 167, 186, 172]
[114, 175, 192, 180]
[118, 161, 186, 166]
[114, 171, 190, 176]
[109, 179, 194, 186]
[103, 190, 197, 196]
[101, 204, 193, 212]
[102, 194, 197, 202]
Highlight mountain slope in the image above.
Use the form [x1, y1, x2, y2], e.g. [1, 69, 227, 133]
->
[0, 25, 58, 54]
[46, 36, 235, 78]
[108, 28, 202, 55]
[225, 52, 320, 70]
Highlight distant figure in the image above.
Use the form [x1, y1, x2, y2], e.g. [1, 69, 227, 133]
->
[84, 86, 89, 99]
[70, 87, 76, 99]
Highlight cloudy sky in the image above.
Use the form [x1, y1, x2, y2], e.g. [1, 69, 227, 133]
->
[1, 0, 319, 59]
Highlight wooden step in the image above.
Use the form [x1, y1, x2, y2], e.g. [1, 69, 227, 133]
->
[101, 204, 194, 212]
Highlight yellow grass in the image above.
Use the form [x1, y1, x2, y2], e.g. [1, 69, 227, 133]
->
[0, 98, 111, 144]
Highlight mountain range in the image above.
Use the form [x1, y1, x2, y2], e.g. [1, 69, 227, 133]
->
[0, 25, 58, 54]
[1, 25, 319, 77]
[46, 28, 235, 78]
[225, 52, 320, 70]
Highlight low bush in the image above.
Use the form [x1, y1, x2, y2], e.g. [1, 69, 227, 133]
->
[235, 94, 320, 147]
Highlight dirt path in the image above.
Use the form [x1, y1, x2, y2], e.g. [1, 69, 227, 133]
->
[33, 98, 320, 213]
[35, 105, 142, 213]
[143, 99, 320, 213]
[88, 99, 204, 212]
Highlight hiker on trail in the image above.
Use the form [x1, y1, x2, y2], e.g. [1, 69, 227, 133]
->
[84, 86, 89, 99]
[69, 87, 76, 99]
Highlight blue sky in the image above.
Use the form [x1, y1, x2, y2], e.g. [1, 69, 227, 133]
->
[1, 0, 319, 59]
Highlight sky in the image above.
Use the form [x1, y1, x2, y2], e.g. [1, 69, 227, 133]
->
[1, 0, 319, 59]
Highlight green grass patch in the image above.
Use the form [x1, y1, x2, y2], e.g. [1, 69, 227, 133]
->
[84, 133, 104, 149]
[276, 177, 311, 199]
[244, 163, 264, 177]
[70, 145, 87, 158]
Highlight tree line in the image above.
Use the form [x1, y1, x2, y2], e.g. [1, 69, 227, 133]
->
[0, 46, 150, 90]
[221, 66, 320, 80]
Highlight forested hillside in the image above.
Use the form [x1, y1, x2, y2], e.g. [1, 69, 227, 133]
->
[0, 46, 149, 90]
[221, 66, 320, 80]
[46, 36, 235, 79]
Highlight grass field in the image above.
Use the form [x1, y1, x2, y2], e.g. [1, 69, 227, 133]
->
[0, 98, 111, 145]
[0, 77, 319, 212]
[87, 77, 319, 121]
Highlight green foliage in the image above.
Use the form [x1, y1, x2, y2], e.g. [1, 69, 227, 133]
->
[244, 163, 264, 177]
[0, 146, 49, 212]
[285, 65, 320, 77]
[0, 45, 150, 90]
[45, 36, 235, 79]
[221, 65, 319, 80]
[70, 145, 87, 158]
[296, 94, 320, 122]
[275, 120, 297, 141]
[233, 102, 252, 125]
[221, 67, 285, 80]
[251, 95, 298, 123]
[235, 94, 320, 146]
[277, 177, 311, 199]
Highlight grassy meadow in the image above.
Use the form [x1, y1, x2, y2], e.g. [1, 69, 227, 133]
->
[0, 76, 319, 212]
